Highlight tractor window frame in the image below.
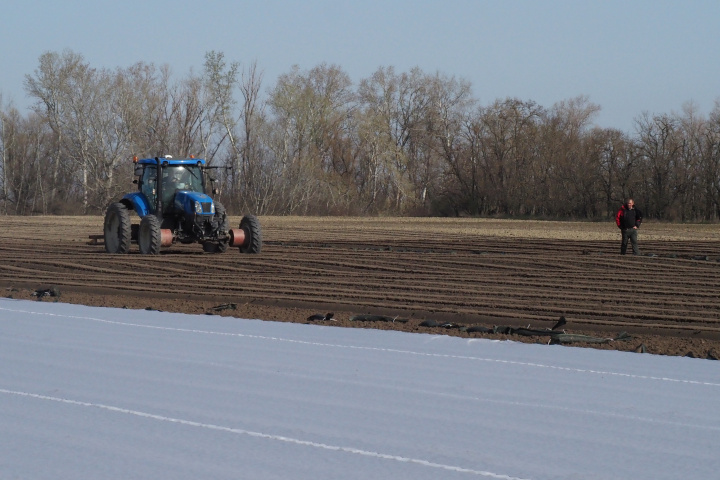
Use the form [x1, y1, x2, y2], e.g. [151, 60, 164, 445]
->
[140, 165, 158, 209]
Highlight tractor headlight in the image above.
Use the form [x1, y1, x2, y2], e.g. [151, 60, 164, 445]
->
[193, 201, 214, 215]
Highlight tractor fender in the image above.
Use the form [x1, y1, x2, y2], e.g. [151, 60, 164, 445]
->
[122, 192, 153, 217]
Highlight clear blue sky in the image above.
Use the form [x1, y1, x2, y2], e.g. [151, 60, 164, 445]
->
[2, 0, 718, 133]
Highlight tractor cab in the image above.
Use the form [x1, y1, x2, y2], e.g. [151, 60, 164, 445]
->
[139, 163, 206, 215]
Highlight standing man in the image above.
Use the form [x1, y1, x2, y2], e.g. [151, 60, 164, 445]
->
[616, 198, 643, 255]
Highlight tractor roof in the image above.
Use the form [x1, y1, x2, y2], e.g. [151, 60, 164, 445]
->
[136, 157, 206, 166]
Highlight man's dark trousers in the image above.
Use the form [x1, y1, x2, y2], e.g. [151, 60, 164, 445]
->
[621, 228, 639, 255]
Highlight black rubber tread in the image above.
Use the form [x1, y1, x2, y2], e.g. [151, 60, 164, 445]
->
[138, 215, 162, 255]
[213, 201, 229, 233]
[239, 214, 262, 254]
[103, 203, 132, 254]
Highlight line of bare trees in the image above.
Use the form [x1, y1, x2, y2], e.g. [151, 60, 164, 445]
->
[2, 49, 720, 220]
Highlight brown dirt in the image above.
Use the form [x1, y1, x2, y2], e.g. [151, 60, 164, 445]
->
[2, 216, 720, 360]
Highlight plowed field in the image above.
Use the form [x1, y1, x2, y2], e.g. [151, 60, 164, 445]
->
[2, 216, 720, 359]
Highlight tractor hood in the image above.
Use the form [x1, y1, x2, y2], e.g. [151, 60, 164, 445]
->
[173, 190, 215, 215]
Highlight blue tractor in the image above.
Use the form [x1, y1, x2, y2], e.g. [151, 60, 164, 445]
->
[103, 156, 262, 255]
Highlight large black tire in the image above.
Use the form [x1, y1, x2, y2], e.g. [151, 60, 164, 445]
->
[239, 214, 262, 254]
[104, 203, 131, 254]
[214, 201, 229, 233]
[138, 215, 162, 255]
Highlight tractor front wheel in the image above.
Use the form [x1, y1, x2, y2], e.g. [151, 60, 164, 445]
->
[138, 215, 162, 254]
[214, 201, 229, 233]
[104, 203, 131, 254]
[239, 214, 262, 254]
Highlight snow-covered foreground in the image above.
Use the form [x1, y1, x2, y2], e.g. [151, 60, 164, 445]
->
[1, 299, 718, 480]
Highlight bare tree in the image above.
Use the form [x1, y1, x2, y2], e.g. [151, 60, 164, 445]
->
[586, 127, 635, 217]
[203, 53, 273, 214]
[357, 67, 439, 213]
[0, 100, 6, 214]
[475, 98, 543, 215]
[634, 112, 683, 219]
[24, 50, 85, 209]
[699, 101, 720, 219]
[0, 107, 56, 214]
[267, 63, 355, 214]
[539, 96, 601, 217]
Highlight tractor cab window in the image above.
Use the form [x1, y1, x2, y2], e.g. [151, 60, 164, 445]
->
[162, 166, 203, 193]
[160, 165, 204, 210]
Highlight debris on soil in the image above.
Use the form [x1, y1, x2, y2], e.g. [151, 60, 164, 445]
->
[550, 332, 632, 345]
[210, 303, 238, 312]
[415, 316, 633, 347]
[350, 314, 408, 323]
[307, 312, 335, 322]
[510, 327, 559, 337]
[551, 316, 567, 330]
[32, 286, 61, 299]
[419, 320, 457, 328]
[419, 321, 561, 336]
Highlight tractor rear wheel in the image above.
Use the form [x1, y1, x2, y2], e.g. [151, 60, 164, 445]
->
[239, 214, 262, 254]
[138, 215, 162, 254]
[104, 203, 131, 254]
